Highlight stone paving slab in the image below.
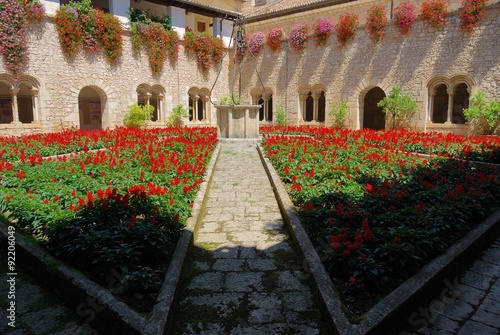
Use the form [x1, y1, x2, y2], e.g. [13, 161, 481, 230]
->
[169, 140, 329, 334]
[400, 238, 500, 335]
[0, 252, 99, 335]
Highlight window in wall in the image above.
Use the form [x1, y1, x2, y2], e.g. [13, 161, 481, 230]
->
[258, 97, 264, 121]
[432, 84, 448, 123]
[305, 92, 314, 122]
[452, 83, 469, 124]
[0, 98, 12, 124]
[197, 21, 207, 32]
[188, 87, 209, 122]
[318, 91, 325, 122]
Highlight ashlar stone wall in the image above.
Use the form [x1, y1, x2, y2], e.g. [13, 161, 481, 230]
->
[240, 0, 500, 133]
[0, 15, 231, 135]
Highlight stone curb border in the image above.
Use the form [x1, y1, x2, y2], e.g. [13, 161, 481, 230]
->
[0, 143, 221, 335]
[256, 143, 500, 335]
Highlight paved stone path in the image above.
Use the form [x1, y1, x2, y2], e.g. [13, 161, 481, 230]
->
[169, 140, 328, 334]
[399, 237, 500, 335]
[0, 252, 98, 335]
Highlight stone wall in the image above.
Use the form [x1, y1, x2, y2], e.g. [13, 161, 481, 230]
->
[1, 0, 499, 135]
[240, 0, 500, 132]
[0, 14, 231, 135]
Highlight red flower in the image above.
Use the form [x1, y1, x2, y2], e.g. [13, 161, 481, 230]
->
[365, 183, 373, 192]
[53, 196, 59, 203]
[349, 275, 356, 283]
[5, 196, 11, 201]
[305, 202, 314, 211]
[393, 236, 402, 245]
[173, 213, 180, 221]
[17, 170, 26, 179]
[360, 253, 367, 261]
[343, 249, 351, 257]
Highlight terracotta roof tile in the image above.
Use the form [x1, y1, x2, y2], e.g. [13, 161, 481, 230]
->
[241, 0, 342, 18]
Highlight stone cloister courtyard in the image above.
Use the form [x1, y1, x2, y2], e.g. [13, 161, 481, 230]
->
[1, 125, 500, 334]
[1, 0, 500, 333]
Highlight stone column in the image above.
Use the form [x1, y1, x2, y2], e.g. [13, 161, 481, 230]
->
[203, 96, 209, 121]
[299, 93, 308, 122]
[312, 93, 320, 122]
[9, 88, 20, 124]
[157, 93, 164, 120]
[145, 92, 152, 106]
[428, 89, 436, 122]
[446, 89, 455, 123]
[29, 88, 39, 123]
[193, 95, 200, 122]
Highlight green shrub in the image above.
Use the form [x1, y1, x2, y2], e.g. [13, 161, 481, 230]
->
[123, 102, 154, 128]
[463, 90, 500, 135]
[219, 92, 242, 105]
[329, 101, 349, 128]
[275, 105, 287, 126]
[377, 87, 418, 130]
[45, 189, 182, 300]
[167, 104, 189, 127]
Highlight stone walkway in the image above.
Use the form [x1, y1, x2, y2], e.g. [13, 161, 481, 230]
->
[1, 139, 500, 335]
[399, 237, 500, 335]
[0, 252, 98, 335]
[169, 140, 328, 334]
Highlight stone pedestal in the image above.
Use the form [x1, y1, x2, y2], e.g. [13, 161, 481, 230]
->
[215, 105, 260, 138]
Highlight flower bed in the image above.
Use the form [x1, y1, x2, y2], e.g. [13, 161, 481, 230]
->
[0, 126, 217, 313]
[261, 126, 500, 316]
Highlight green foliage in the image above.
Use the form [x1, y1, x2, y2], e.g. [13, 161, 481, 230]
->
[44, 190, 181, 303]
[329, 101, 349, 128]
[127, 7, 171, 30]
[167, 104, 189, 128]
[124, 102, 154, 128]
[275, 105, 287, 126]
[377, 87, 418, 130]
[219, 93, 242, 105]
[463, 90, 500, 135]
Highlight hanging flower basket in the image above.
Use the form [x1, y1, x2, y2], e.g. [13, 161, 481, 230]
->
[393, 2, 418, 35]
[266, 27, 285, 52]
[248, 31, 265, 56]
[459, 0, 488, 33]
[313, 18, 334, 47]
[184, 27, 225, 70]
[289, 23, 309, 53]
[420, 0, 448, 28]
[55, 0, 122, 64]
[0, 0, 46, 77]
[366, 5, 388, 43]
[335, 13, 359, 48]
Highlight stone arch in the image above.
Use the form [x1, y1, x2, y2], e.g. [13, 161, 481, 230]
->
[0, 74, 41, 124]
[188, 86, 210, 123]
[427, 74, 474, 124]
[136, 83, 166, 121]
[358, 86, 386, 130]
[251, 86, 273, 122]
[78, 86, 107, 130]
[298, 84, 326, 123]
[151, 84, 166, 121]
[69, 80, 111, 129]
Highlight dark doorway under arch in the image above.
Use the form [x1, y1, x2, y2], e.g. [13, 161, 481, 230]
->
[79, 86, 102, 130]
[363, 87, 386, 130]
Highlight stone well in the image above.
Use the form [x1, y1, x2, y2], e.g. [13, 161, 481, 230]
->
[215, 104, 261, 139]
